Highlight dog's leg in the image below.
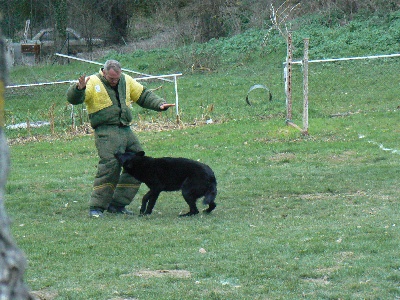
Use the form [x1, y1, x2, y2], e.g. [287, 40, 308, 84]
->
[203, 202, 216, 213]
[140, 191, 151, 215]
[180, 190, 200, 217]
[140, 190, 160, 215]
[203, 185, 217, 214]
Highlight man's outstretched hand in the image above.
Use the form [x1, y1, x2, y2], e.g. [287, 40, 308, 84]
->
[160, 103, 175, 110]
[77, 74, 90, 90]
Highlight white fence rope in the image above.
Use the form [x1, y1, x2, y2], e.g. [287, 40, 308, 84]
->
[6, 80, 77, 88]
[283, 51, 400, 134]
[6, 54, 183, 118]
[55, 53, 175, 82]
[289, 53, 400, 65]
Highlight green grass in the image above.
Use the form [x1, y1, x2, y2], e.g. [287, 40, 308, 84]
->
[4, 13, 400, 299]
[7, 114, 400, 299]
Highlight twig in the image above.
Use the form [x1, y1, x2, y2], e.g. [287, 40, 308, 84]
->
[264, 1, 301, 42]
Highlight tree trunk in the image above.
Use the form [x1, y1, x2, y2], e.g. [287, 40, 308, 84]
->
[110, 2, 129, 44]
[53, 0, 68, 57]
[0, 28, 34, 300]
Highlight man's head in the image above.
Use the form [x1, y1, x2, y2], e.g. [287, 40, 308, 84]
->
[103, 60, 122, 87]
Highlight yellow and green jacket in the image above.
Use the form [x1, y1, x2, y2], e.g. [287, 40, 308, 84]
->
[67, 69, 166, 128]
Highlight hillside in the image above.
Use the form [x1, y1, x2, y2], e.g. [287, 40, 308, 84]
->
[5, 9, 400, 140]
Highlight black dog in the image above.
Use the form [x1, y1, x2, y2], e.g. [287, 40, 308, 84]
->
[115, 151, 217, 217]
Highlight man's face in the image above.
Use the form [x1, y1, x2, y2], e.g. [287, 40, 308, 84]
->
[104, 68, 121, 87]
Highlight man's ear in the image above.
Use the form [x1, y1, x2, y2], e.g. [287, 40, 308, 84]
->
[136, 151, 145, 157]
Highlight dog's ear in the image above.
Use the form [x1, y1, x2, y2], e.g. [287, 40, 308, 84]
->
[136, 151, 145, 157]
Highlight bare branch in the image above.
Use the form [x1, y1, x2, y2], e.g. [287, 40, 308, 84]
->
[263, 0, 301, 44]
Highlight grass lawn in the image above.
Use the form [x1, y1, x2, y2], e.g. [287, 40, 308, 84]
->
[4, 16, 400, 299]
[6, 110, 400, 299]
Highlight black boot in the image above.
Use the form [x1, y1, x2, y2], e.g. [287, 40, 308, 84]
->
[107, 205, 134, 215]
[89, 206, 104, 218]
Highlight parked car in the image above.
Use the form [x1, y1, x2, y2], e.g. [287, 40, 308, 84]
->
[30, 27, 104, 55]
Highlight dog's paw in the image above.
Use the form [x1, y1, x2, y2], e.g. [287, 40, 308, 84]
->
[179, 211, 199, 217]
[203, 203, 216, 213]
[140, 210, 152, 216]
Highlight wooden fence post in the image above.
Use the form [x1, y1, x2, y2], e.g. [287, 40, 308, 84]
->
[285, 31, 293, 122]
[302, 38, 309, 135]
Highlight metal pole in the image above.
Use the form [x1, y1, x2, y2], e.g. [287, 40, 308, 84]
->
[174, 75, 180, 124]
[303, 38, 309, 135]
[285, 32, 304, 133]
[6, 73, 184, 89]
[6, 80, 77, 88]
[55, 53, 174, 82]
[285, 31, 293, 122]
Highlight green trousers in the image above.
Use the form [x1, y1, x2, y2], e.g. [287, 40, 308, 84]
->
[90, 125, 143, 210]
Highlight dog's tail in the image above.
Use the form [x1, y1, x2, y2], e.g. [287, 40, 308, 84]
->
[203, 181, 217, 205]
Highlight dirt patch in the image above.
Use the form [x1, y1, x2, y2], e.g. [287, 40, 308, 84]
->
[328, 150, 358, 162]
[30, 290, 58, 300]
[108, 298, 138, 300]
[269, 152, 296, 162]
[122, 269, 192, 279]
[302, 276, 330, 285]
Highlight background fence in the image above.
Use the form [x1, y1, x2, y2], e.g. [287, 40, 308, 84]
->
[4, 78, 180, 140]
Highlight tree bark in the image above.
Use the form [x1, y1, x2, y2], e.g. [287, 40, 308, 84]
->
[0, 28, 35, 300]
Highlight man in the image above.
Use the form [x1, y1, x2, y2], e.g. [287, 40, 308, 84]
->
[67, 60, 175, 218]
